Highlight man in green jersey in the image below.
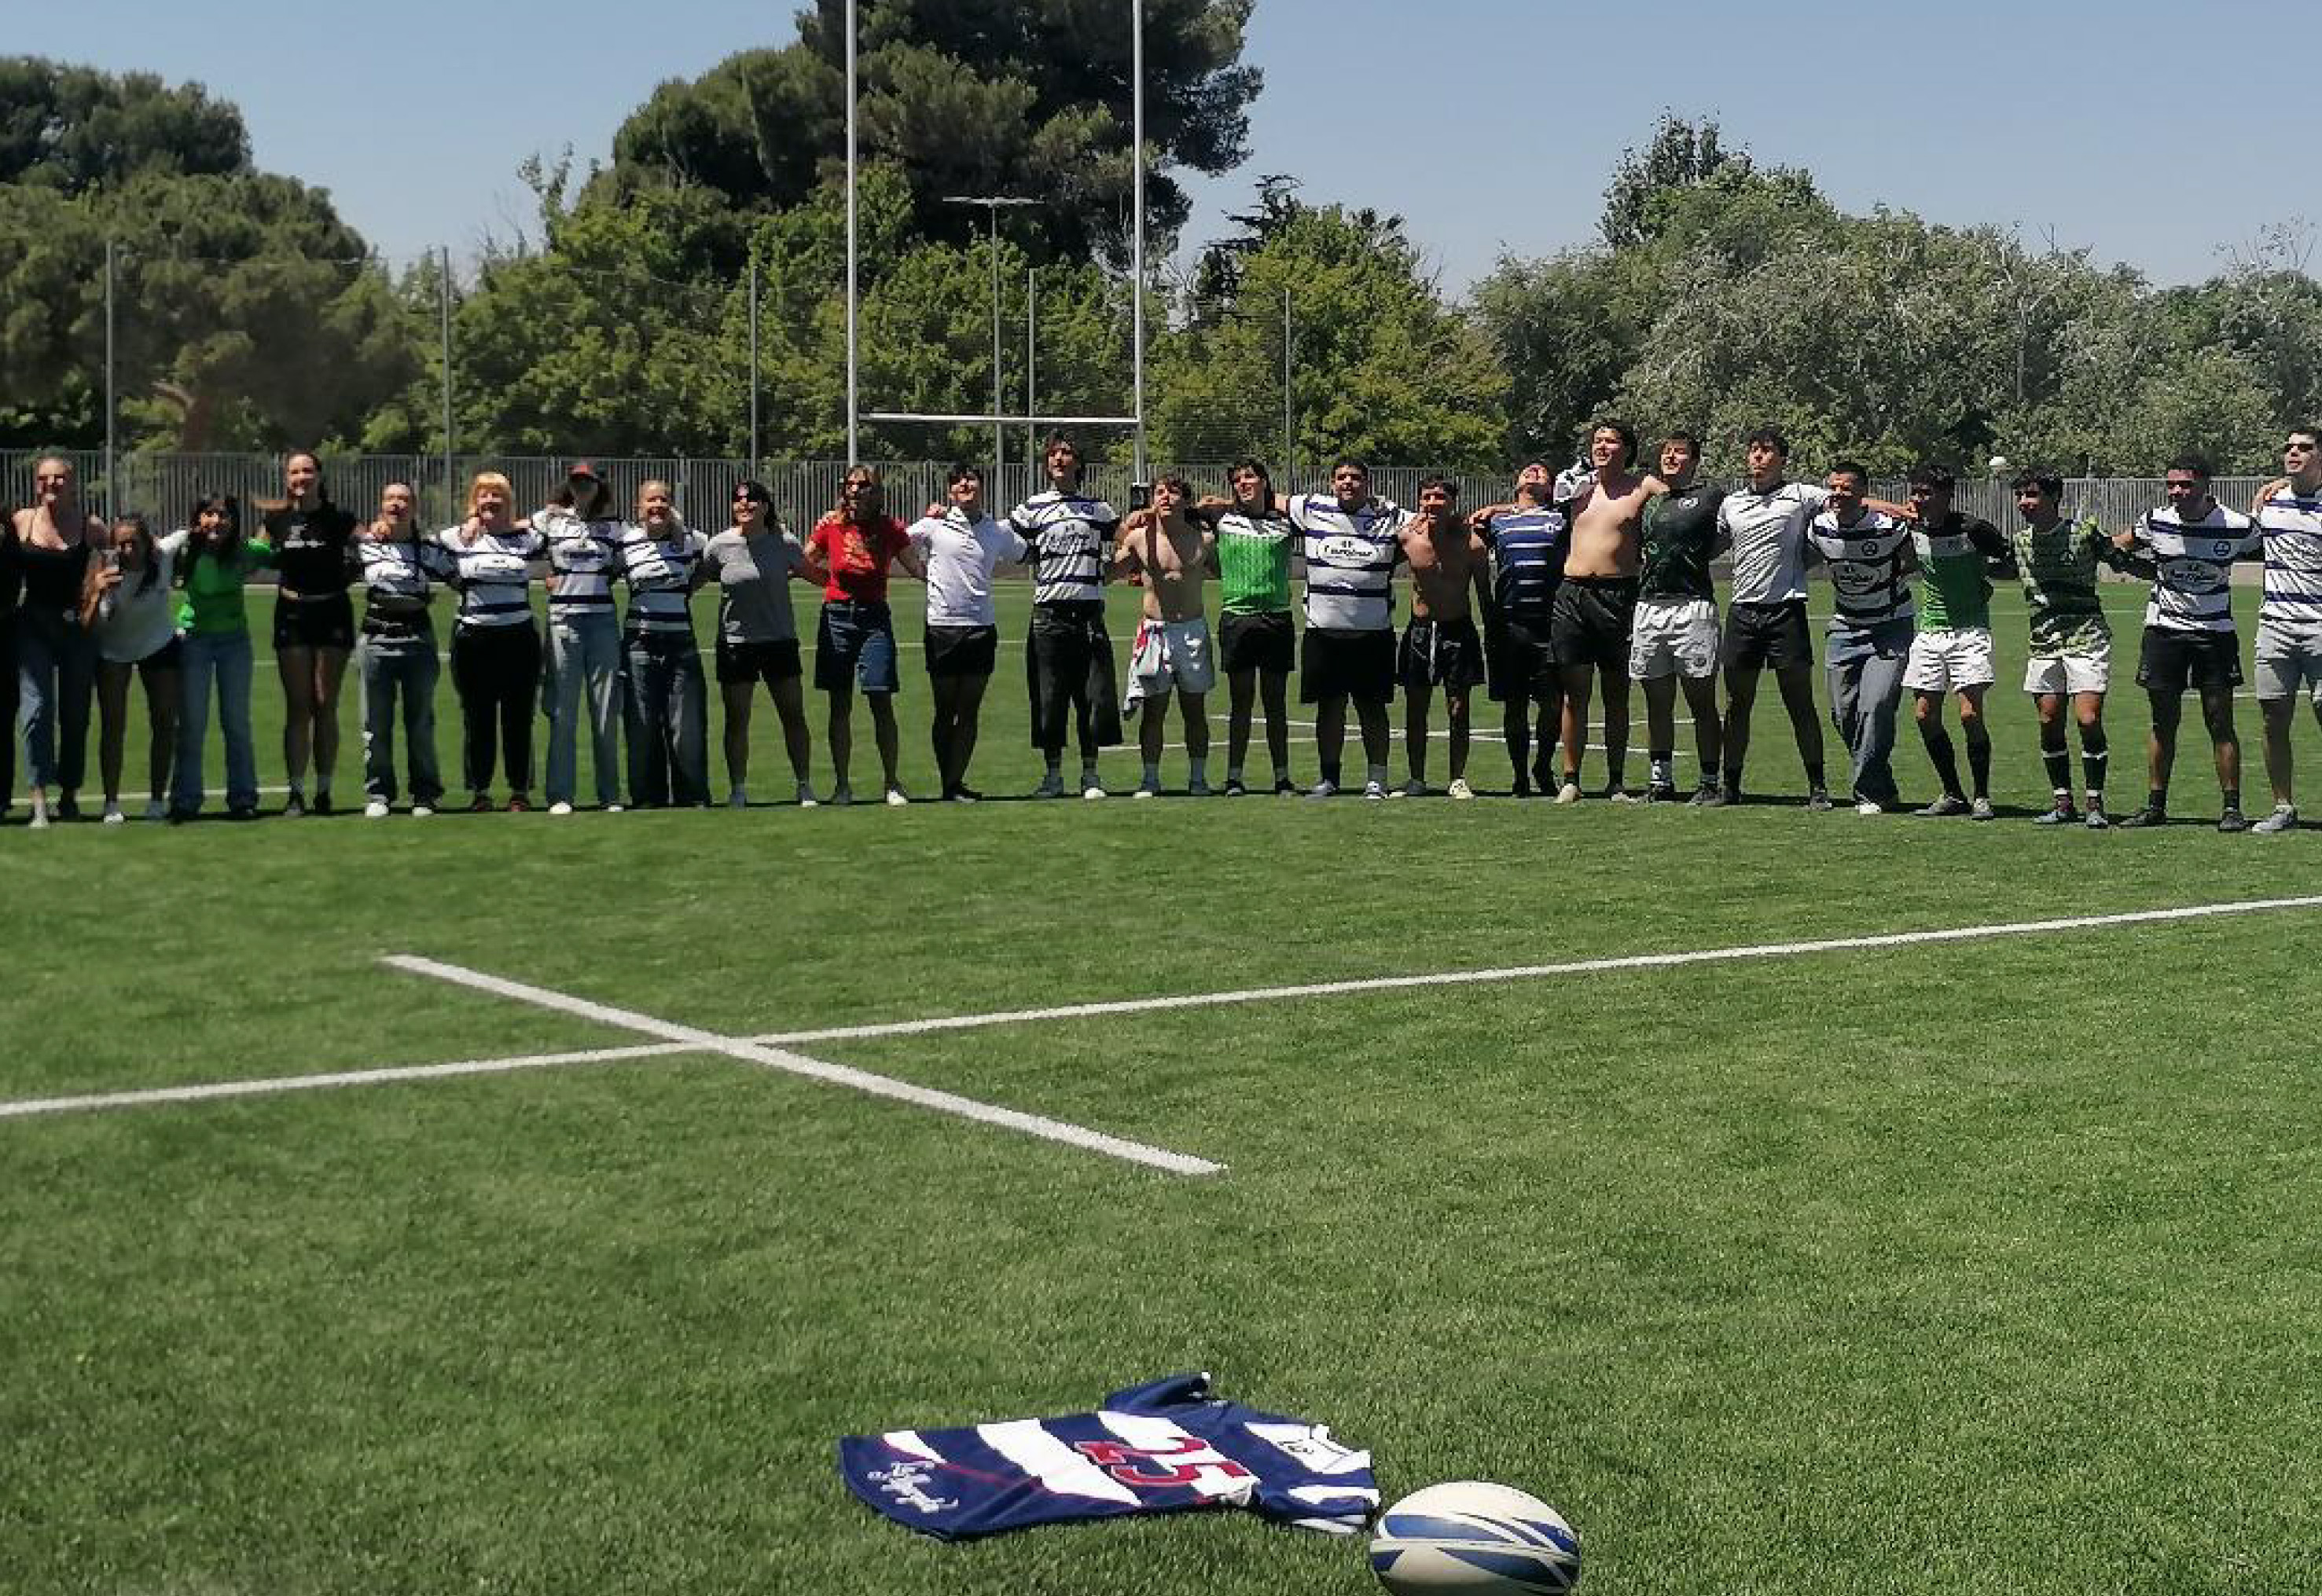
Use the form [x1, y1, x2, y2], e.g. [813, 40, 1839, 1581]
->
[2010, 469, 2122, 827]
[1210, 459, 1298, 796]
[1899, 464, 2012, 819]
[1626, 432, 1725, 803]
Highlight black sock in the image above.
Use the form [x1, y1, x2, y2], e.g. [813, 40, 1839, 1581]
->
[2224, 786, 2241, 812]
[1321, 762, 1342, 788]
[1922, 727, 1963, 797]
[1805, 760, 1825, 792]
[1967, 737, 1992, 801]
[2041, 747, 2071, 797]
[2148, 786, 2168, 813]
[2081, 736, 2109, 798]
[1722, 762, 1744, 794]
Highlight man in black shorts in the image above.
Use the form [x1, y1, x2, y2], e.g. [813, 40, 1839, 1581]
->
[1469, 463, 1568, 794]
[1716, 427, 1835, 808]
[1290, 459, 1409, 799]
[1550, 420, 1653, 801]
[1395, 478, 1491, 798]
[1009, 435, 1123, 799]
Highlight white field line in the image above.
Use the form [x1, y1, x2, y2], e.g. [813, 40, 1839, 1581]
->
[753, 893, 2322, 1046]
[381, 956, 1222, 1177]
[0, 1040, 689, 1120]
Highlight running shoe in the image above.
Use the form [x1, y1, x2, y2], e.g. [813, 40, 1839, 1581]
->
[2252, 804, 2299, 835]
[364, 798, 391, 820]
[1447, 778, 1476, 801]
[2217, 807, 2250, 834]
[1916, 793, 1970, 817]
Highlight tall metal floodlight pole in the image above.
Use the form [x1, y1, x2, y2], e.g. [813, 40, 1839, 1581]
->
[1025, 267, 1038, 490]
[1130, 0, 1148, 486]
[748, 254, 762, 468]
[942, 195, 1038, 488]
[103, 240, 117, 523]
[1282, 287, 1295, 486]
[844, 0, 860, 465]
[439, 246, 456, 519]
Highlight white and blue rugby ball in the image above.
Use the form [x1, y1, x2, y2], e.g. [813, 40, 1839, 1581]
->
[1369, 1480, 1582, 1594]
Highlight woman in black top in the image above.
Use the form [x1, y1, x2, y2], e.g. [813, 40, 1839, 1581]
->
[265, 451, 360, 816]
[0, 504, 19, 816]
[10, 454, 105, 826]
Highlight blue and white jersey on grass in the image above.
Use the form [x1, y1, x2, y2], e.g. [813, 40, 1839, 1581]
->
[616, 524, 708, 637]
[2257, 489, 2322, 625]
[1009, 490, 1121, 607]
[839, 1373, 1377, 1541]
[1484, 507, 1569, 626]
[1291, 493, 1409, 631]
[2127, 504, 2261, 633]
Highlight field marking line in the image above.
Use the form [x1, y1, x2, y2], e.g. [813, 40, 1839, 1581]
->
[380, 956, 1223, 1178]
[0, 1041, 693, 1121]
[752, 893, 2322, 1045]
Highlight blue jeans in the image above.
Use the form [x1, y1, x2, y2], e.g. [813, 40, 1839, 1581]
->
[174, 629, 259, 815]
[1825, 620, 1912, 806]
[545, 610, 622, 806]
[358, 631, 443, 805]
[17, 607, 98, 796]
[622, 633, 708, 807]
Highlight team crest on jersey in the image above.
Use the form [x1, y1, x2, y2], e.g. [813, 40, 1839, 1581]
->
[869, 1462, 960, 1516]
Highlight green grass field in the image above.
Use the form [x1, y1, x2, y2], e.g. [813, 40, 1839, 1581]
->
[6, 579, 2322, 1596]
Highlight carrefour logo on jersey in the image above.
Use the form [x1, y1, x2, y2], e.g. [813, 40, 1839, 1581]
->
[1317, 534, 1385, 564]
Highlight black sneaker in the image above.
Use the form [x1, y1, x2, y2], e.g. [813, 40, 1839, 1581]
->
[1704, 784, 1736, 807]
[283, 790, 307, 819]
[1512, 775, 1534, 799]
[311, 791, 335, 816]
[2116, 805, 2167, 829]
[1224, 778, 1248, 798]
[1806, 787, 1835, 813]
[2217, 807, 2250, 834]
[1272, 777, 1298, 797]
[226, 805, 259, 822]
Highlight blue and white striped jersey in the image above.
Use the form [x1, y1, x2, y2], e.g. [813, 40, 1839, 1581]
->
[1483, 507, 1568, 626]
[1291, 493, 1409, 631]
[535, 507, 625, 618]
[2257, 489, 2322, 626]
[1806, 509, 1915, 629]
[435, 526, 544, 629]
[2125, 504, 2261, 633]
[1009, 490, 1121, 607]
[839, 1373, 1377, 1542]
[616, 525, 708, 637]
[356, 537, 454, 644]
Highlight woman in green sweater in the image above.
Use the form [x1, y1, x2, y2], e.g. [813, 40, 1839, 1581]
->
[171, 493, 273, 820]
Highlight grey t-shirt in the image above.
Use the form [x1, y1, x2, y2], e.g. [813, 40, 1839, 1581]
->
[700, 526, 806, 645]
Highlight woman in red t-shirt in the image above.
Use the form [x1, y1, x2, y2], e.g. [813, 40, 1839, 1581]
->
[803, 466, 924, 805]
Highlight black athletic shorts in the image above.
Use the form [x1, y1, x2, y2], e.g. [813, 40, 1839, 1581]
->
[1398, 617, 1486, 691]
[273, 591, 356, 652]
[2136, 627, 2243, 694]
[715, 636, 802, 688]
[1026, 603, 1122, 750]
[1722, 599, 1815, 671]
[1219, 610, 1296, 676]
[1300, 626, 1395, 706]
[1487, 615, 1560, 703]
[1549, 576, 1640, 671]
[925, 624, 999, 680]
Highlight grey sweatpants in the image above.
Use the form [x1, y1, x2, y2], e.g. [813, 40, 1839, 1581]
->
[1825, 619, 1912, 806]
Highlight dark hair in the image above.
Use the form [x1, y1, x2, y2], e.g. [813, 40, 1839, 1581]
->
[284, 450, 334, 512]
[1744, 427, 1790, 457]
[551, 474, 616, 519]
[1332, 456, 1370, 477]
[835, 464, 882, 516]
[1828, 460, 1870, 486]
[1907, 463, 1956, 491]
[945, 463, 983, 490]
[2012, 468, 2065, 498]
[2167, 453, 2213, 480]
[733, 477, 772, 504]
[1155, 471, 1193, 499]
[2291, 424, 2321, 446]
[182, 492, 244, 585]
[1661, 431, 1703, 457]
[112, 512, 163, 596]
[1419, 475, 1459, 498]
[1043, 432, 1079, 458]
[1589, 418, 1639, 468]
[1228, 457, 1273, 498]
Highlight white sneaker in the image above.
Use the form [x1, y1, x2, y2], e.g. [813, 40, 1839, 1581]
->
[1448, 778, 1476, 801]
[2253, 803, 2299, 835]
[1855, 798, 1884, 816]
[1606, 786, 1640, 804]
[101, 801, 126, 826]
[1305, 778, 1339, 800]
[796, 782, 819, 809]
[1394, 777, 1425, 799]
[28, 797, 50, 830]
[1082, 783, 1108, 801]
[1133, 780, 1161, 799]
[142, 798, 167, 824]
[1032, 771, 1065, 799]
[1362, 779, 1389, 802]
[1556, 781, 1582, 805]
[364, 798, 391, 820]
[884, 787, 910, 807]
[411, 803, 435, 818]
[549, 801, 575, 816]
[831, 785, 854, 807]
[727, 787, 750, 810]
[604, 803, 624, 813]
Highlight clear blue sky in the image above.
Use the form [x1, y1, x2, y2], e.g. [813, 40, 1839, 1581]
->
[19, 0, 2309, 288]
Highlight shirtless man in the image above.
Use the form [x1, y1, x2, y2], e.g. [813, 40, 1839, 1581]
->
[1115, 475, 1219, 797]
[1551, 420, 1655, 802]
[1395, 477, 1493, 798]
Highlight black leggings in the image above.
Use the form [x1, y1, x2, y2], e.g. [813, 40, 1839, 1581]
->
[451, 624, 540, 795]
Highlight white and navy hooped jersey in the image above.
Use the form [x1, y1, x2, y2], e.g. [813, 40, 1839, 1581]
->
[1718, 481, 1831, 605]
[2257, 488, 2322, 627]
[1485, 507, 1569, 626]
[1806, 509, 1915, 629]
[1009, 490, 1121, 607]
[838, 1373, 1377, 1542]
[356, 538, 454, 640]
[1291, 493, 1409, 632]
[2128, 504, 2261, 633]
[535, 507, 625, 618]
[616, 524, 708, 637]
[435, 526, 543, 629]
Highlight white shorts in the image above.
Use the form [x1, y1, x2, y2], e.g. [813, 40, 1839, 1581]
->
[2253, 617, 2322, 704]
[1126, 615, 1215, 700]
[1904, 626, 1996, 695]
[2023, 639, 2112, 697]
[1627, 598, 1721, 681]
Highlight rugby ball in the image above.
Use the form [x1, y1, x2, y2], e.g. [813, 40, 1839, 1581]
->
[1369, 1480, 1582, 1593]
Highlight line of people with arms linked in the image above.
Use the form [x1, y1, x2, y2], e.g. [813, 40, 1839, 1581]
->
[6, 424, 2319, 831]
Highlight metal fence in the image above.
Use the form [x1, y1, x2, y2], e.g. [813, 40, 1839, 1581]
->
[2, 449, 2268, 542]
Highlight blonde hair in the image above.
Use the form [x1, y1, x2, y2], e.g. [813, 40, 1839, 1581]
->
[462, 472, 516, 542]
